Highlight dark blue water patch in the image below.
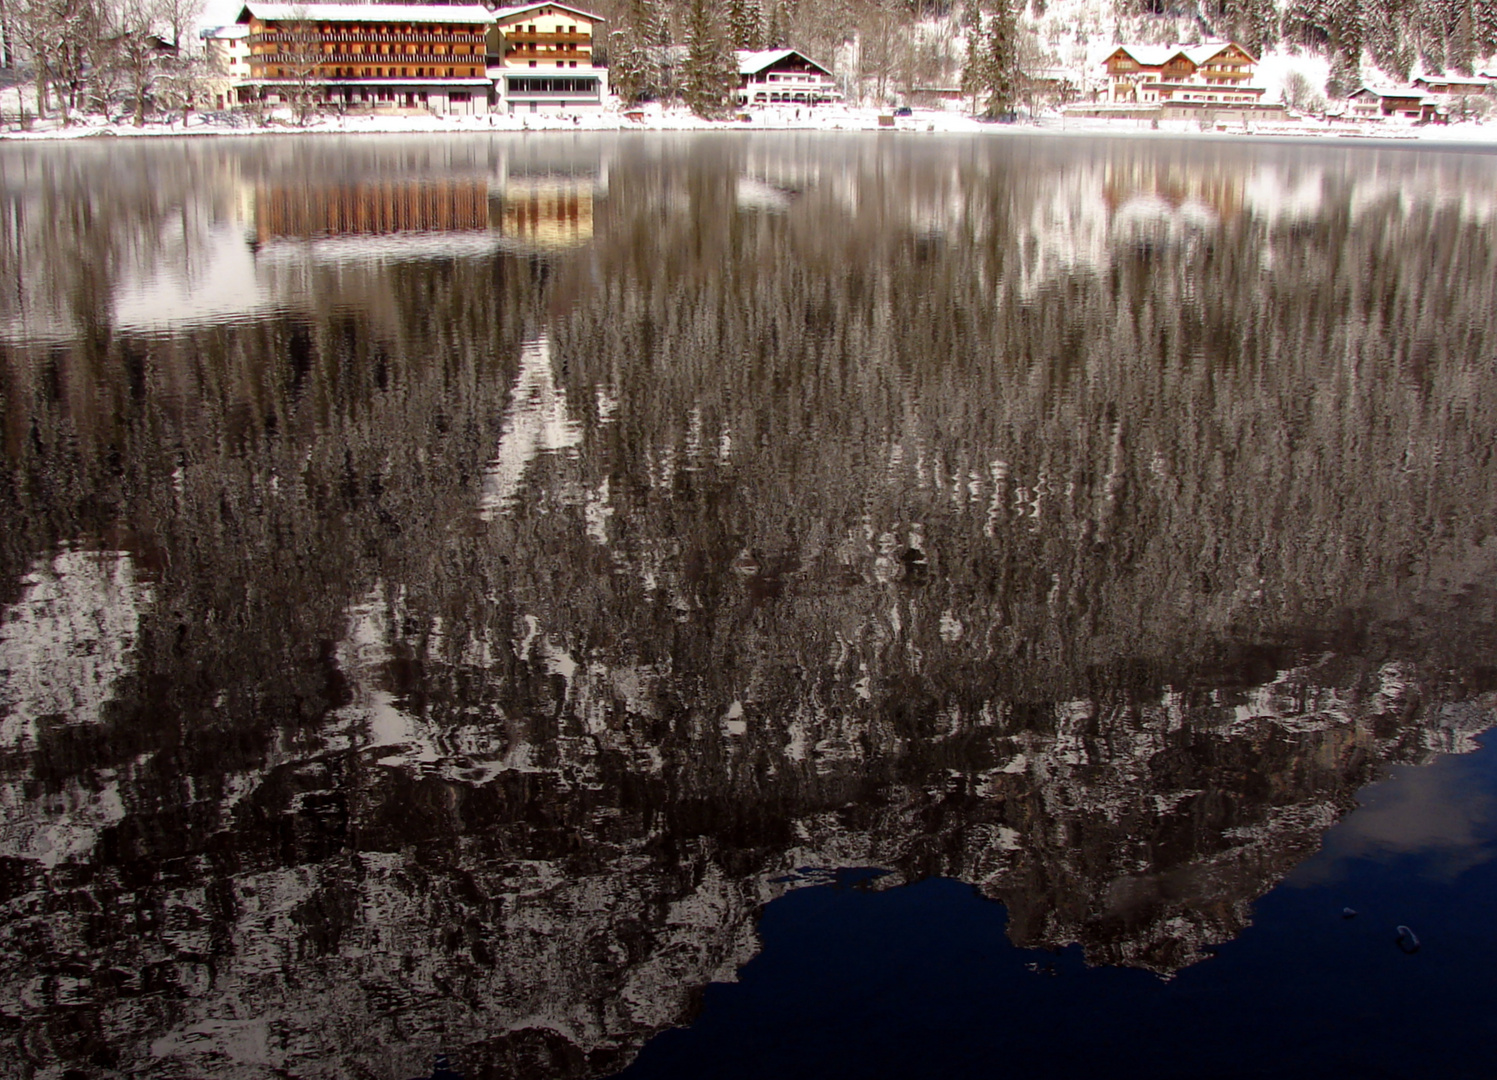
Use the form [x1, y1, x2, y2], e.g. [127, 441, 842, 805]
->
[618, 740, 1497, 1080]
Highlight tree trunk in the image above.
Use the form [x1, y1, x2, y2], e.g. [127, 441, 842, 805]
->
[0, 0, 12, 69]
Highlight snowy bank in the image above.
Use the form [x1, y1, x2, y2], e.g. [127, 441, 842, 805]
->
[4, 100, 1497, 145]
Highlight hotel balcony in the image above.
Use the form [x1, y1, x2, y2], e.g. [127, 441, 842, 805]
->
[250, 32, 487, 44]
[502, 31, 590, 44]
[251, 54, 484, 65]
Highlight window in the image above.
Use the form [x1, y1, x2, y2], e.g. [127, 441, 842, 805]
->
[507, 76, 598, 94]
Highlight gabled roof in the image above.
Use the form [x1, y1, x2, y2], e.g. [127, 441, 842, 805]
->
[1349, 85, 1424, 100]
[237, 3, 494, 23]
[1412, 74, 1493, 87]
[736, 48, 831, 76]
[1106, 45, 1181, 68]
[1182, 41, 1257, 65]
[1105, 41, 1258, 69]
[490, 2, 602, 23]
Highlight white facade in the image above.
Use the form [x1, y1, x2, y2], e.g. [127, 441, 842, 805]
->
[490, 2, 606, 114]
[736, 49, 839, 106]
[202, 24, 252, 110]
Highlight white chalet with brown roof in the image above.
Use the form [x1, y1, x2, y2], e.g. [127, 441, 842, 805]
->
[736, 50, 839, 106]
[1102, 42, 1263, 105]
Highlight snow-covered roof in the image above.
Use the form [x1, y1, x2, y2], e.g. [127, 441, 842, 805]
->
[1109, 45, 1179, 67]
[1108, 41, 1257, 69]
[736, 48, 830, 76]
[1412, 74, 1493, 87]
[202, 22, 250, 38]
[491, 2, 601, 22]
[1349, 86, 1425, 100]
[237, 3, 495, 24]
[1181, 41, 1255, 64]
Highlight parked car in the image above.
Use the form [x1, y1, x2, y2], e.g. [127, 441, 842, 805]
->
[892, 105, 913, 117]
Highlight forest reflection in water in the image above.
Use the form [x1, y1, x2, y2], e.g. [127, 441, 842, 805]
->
[1, 133, 1496, 1079]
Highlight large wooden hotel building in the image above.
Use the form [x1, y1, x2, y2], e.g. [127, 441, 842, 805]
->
[222, 1, 606, 115]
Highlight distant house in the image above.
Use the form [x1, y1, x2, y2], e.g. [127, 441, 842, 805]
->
[1024, 67, 1079, 104]
[1347, 86, 1428, 120]
[736, 49, 839, 106]
[1101, 41, 1264, 105]
[1411, 75, 1493, 98]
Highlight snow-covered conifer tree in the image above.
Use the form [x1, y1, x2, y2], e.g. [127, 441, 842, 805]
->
[683, 0, 736, 116]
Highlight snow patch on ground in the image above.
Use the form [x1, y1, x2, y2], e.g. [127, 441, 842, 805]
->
[4, 98, 1495, 144]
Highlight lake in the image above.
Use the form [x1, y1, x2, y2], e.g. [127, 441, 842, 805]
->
[0, 132, 1495, 1079]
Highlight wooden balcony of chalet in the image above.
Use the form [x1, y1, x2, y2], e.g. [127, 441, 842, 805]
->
[505, 46, 590, 58]
[251, 52, 483, 64]
[502, 30, 590, 44]
[250, 32, 488, 44]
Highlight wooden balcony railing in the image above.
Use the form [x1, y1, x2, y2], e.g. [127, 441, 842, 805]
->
[502, 31, 590, 43]
[252, 53, 483, 65]
[250, 32, 487, 44]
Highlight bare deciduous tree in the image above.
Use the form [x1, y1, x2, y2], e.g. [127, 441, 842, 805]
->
[155, 47, 208, 124]
[279, 6, 323, 125]
[13, 0, 98, 122]
[101, 0, 170, 125]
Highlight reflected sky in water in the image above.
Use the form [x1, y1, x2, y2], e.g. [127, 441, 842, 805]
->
[0, 133, 1496, 1079]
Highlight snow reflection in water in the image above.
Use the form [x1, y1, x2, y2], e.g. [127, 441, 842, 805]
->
[0, 134, 1494, 1079]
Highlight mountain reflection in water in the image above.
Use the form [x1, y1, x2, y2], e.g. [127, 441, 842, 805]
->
[1, 134, 1496, 1079]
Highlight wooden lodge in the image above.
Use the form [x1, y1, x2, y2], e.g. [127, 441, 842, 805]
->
[229, 1, 607, 115]
[235, 2, 495, 113]
[1101, 42, 1264, 105]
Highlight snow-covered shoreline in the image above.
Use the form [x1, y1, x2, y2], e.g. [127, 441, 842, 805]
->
[4, 104, 1497, 145]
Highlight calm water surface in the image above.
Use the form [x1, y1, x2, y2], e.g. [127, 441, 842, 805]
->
[1, 133, 1495, 1078]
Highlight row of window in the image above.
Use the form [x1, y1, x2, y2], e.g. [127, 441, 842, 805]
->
[749, 72, 828, 83]
[265, 65, 482, 77]
[506, 77, 599, 93]
[292, 24, 478, 34]
[323, 43, 476, 54]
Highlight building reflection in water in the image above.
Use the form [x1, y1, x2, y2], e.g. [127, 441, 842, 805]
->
[254, 180, 494, 242]
[253, 161, 602, 259]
